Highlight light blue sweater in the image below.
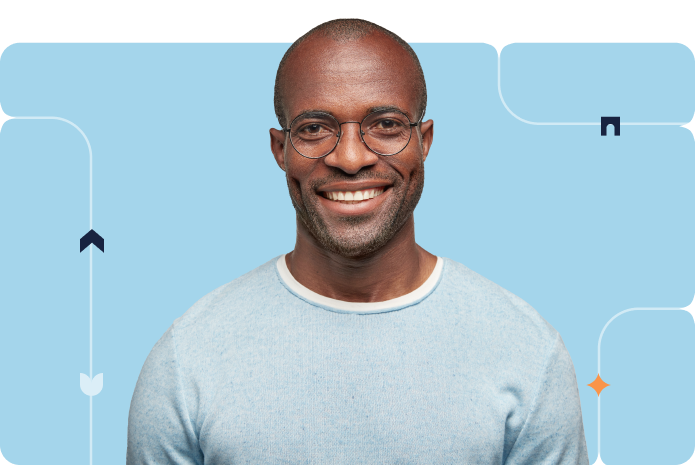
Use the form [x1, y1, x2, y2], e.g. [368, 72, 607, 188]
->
[127, 255, 589, 464]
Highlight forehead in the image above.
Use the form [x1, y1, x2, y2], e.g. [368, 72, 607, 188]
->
[282, 32, 421, 121]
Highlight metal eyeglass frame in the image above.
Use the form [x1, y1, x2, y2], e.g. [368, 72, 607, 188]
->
[282, 109, 424, 159]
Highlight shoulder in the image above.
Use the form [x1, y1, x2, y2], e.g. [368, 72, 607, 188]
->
[438, 257, 559, 357]
[170, 255, 284, 336]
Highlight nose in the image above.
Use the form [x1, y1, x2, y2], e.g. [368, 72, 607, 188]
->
[323, 122, 378, 175]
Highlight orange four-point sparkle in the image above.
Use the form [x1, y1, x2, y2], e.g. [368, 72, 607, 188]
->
[588, 373, 610, 396]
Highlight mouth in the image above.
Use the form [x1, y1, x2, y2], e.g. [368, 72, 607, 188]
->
[320, 187, 388, 204]
[318, 186, 393, 216]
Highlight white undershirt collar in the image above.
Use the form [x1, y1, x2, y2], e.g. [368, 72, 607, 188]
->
[275, 254, 444, 314]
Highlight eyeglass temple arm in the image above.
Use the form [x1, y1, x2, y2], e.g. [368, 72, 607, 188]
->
[411, 110, 425, 126]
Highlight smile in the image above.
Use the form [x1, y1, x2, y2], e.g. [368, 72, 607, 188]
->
[321, 187, 386, 204]
[318, 186, 393, 217]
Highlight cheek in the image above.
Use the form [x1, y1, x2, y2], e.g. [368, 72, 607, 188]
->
[391, 153, 423, 186]
[285, 166, 314, 203]
[286, 174, 305, 203]
[286, 151, 327, 188]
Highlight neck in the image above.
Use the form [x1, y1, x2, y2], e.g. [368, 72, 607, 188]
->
[285, 215, 437, 302]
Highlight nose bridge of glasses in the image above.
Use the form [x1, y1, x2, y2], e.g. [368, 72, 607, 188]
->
[337, 120, 365, 139]
[338, 120, 363, 130]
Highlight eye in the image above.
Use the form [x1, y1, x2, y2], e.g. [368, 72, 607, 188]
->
[368, 116, 407, 133]
[376, 119, 397, 129]
[303, 123, 324, 134]
[292, 119, 337, 140]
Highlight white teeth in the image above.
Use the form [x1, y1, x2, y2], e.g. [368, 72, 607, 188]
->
[324, 187, 387, 203]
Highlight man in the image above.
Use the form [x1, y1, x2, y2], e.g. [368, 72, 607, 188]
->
[127, 18, 589, 464]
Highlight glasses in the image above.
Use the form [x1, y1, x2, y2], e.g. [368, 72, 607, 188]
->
[283, 109, 423, 159]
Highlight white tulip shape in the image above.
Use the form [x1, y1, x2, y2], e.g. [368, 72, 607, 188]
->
[80, 373, 103, 397]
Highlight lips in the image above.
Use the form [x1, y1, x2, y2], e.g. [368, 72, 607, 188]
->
[322, 187, 386, 203]
[316, 183, 392, 215]
[317, 180, 393, 193]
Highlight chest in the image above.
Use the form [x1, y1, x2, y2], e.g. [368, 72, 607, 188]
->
[197, 348, 520, 464]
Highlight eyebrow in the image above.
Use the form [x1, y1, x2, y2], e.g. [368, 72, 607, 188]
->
[365, 105, 412, 119]
[293, 109, 336, 119]
[291, 105, 414, 122]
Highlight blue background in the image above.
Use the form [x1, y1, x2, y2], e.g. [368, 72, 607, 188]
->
[0, 43, 694, 464]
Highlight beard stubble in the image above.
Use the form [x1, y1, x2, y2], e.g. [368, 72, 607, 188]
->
[286, 164, 424, 258]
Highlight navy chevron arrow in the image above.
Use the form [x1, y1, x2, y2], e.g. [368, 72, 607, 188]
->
[80, 229, 104, 253]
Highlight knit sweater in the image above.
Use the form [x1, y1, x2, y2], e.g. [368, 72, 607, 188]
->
[126, 255, 589, 464]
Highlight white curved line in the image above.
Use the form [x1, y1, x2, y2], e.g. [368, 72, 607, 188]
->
[12, 117, 93, 229]
[5, 116, 96, 465]
[497, 52, 690, 127]
[595, 305, 685, 458]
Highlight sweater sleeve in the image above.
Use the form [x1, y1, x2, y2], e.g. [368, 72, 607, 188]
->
[504, 332, 590, 465]
[126, 324, 203, 465]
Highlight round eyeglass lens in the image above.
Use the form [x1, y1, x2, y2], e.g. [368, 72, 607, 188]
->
[288, 110, 415, 158]
[361, 110, 412, 156]
[289, 113, 340, 159]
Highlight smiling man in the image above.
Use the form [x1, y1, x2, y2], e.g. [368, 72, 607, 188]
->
[127, 19, 589, 465]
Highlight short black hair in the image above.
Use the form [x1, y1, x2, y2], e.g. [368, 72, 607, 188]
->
[273, 18, 427, 129]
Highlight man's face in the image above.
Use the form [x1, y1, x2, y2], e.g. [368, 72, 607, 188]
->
[270, 32, 434, 258]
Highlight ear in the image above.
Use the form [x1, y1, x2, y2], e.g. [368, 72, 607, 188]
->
[269, 128, 287, 171]
[419, 119, 434, 162]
